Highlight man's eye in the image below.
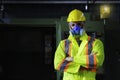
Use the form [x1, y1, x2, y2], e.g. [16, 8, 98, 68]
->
[77, 23, 81, 26]
[72, 24, 75, 26]
[81, 26, 83, 28]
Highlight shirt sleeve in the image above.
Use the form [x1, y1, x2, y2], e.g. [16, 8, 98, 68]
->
[54, 40, 80, 73]
[74, 39, 105, 69]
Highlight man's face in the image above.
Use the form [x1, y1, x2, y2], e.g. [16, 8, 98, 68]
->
[68, 21, 85, 29]
[68, 21, 85, 37]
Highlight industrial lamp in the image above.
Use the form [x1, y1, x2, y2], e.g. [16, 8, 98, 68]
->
[100, 5, 111, 19]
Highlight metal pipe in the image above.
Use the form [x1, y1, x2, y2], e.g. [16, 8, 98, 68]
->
[1, 1, 120, 4]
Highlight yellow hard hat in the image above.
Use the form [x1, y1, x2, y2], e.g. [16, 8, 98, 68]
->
[67, 9, 86, 22]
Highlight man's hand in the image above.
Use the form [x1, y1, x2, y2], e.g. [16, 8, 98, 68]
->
[65, 57, 73, 62]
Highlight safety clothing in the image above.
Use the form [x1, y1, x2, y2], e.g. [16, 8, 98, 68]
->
[67, 9, 86, 22]
[54, 31, 104, 80]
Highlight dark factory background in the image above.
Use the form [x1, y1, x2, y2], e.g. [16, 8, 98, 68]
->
[0, 0, 120, 80]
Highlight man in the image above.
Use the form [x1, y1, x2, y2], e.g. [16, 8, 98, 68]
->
[54, 9, 104, 80]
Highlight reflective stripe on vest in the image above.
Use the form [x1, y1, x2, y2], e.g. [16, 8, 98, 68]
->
[59, 39, 71, 71]
[65, 39, 70, 57]
[81, 36, 96, 72]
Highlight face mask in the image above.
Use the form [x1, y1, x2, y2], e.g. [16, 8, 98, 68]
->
[70, 25, 84, 36]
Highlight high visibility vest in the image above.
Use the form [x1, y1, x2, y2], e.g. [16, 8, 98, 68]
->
[64, 36, 96, 72]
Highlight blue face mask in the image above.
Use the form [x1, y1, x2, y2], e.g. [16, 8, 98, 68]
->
[70, 25, 84, 36]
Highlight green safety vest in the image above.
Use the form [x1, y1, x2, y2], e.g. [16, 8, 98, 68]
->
[54, 32, 104, 80]
[64, 36, 96, 71]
